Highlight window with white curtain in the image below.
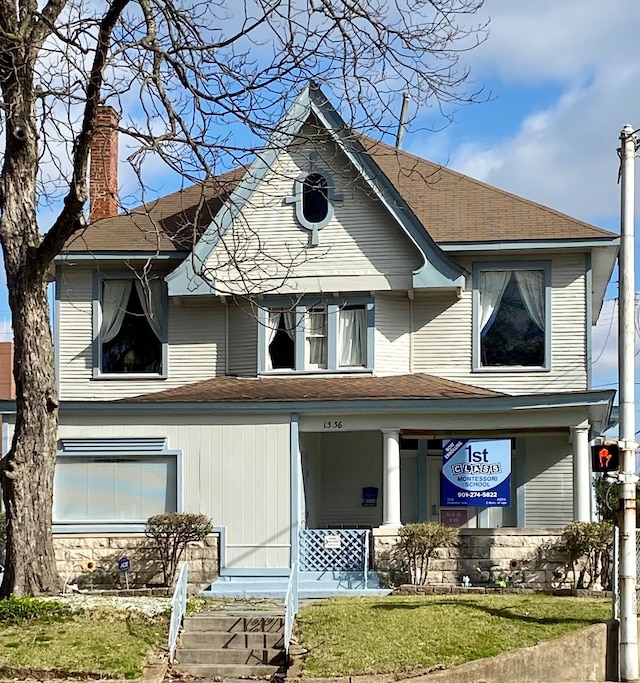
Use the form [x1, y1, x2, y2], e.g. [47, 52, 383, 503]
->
[99, 278, 165, 374]
[477, 266, 548, 368]
[262, 298, 372, 372]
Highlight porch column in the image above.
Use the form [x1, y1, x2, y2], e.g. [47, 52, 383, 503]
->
[382, 428, 401, 527]
[572, 422, 591, 522]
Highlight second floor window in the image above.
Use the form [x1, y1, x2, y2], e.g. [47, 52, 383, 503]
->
[262, 299, 372, 373]
[100, 278, 164, 374]
[478, 267, 547, 368]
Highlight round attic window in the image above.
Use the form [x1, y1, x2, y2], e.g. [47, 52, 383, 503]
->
[302, 173, 329, 224]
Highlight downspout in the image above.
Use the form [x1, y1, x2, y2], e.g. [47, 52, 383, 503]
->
[223, 296, 229, 375]
[408, 290, 414, 373]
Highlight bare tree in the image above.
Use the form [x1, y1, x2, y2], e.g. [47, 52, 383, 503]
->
[0, 0, 486, 596]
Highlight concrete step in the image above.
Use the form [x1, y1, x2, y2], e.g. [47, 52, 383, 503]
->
[180, 630, 284, 649]
[183, 614, 284, 633]
[171, 662, 281, 678]
[176, 647, 284, 665]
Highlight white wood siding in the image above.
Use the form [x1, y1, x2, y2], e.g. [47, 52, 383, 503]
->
[24, 414, 292, 569]
[524, 433, 573, 527]
[374, 292, 411, 375]
[227, 302, 258, 376]
[57, 265, 225, 400]
[412, 253, 588, 394]
[313, 431, 384, 528]
[204, 128, 423, 294]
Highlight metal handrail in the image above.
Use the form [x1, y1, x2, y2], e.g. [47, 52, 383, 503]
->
[168, 562, 189, 663]
[284, 561, 299, 655]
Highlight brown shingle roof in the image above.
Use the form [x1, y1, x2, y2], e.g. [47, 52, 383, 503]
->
[64, 134, 615, 254]
[123, 373, 502, 403]
[359, 137, 614, 243]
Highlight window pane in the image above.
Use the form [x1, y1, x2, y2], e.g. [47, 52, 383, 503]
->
[306, 308, 327, 368]
[480, 271, 545, 367]
[53, 456, 176, 522]
[339, 306, 366, 366]
[101, 281, 163, 374]
[268, 311, 295, 370]
[302, 173, 329, 223]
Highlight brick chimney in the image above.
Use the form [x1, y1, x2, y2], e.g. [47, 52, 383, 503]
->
[89, 106, 120, 221]
[0, 341, 15, 400]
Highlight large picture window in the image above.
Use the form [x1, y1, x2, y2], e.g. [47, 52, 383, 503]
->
[260, 298, 373, 373]
[96, 277, 166, 376]
[474, 263, 550, 370]
[53, 438, 180, 530]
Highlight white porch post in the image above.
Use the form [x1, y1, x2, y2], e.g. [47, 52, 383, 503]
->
[382, 428, 401, 527]
[572, 422, 591, 522]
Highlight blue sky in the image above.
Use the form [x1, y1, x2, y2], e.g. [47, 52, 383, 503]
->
[1, 0, 637, 409]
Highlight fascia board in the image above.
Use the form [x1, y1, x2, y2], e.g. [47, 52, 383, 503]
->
[166, 85, 313, 296]
[307, 87, 465, 290]
[14, 388, 613, 418]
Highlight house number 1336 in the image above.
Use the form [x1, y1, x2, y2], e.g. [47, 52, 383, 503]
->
[323, 421, 343, 429]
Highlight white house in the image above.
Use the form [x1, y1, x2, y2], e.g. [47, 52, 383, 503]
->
[2, 84, 618, 594]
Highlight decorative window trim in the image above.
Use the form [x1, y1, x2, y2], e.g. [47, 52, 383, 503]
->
[53, 436, 182, 533]
[472, 261, 551, 372]
[92, 271, 169, 380]
[257, 296, 374, 373]
[285, 170, 343, 246]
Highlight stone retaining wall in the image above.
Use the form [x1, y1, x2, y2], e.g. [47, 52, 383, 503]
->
[52, 532, 219, 593]
[373, 527, 572, 590]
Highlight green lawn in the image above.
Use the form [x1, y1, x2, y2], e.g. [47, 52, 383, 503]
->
[0, 599, 169, 680]
[295, 594, 611, 677]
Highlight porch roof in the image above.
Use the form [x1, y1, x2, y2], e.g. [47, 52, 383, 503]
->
[124, 373, 503, 403]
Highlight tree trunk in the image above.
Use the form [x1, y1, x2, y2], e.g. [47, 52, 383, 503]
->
[0, 277, 62, 597]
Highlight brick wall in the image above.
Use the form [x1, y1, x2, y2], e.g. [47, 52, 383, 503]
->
[374, 527, 572, 590]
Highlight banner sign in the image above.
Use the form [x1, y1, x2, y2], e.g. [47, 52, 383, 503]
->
[442, 439, 511, 507]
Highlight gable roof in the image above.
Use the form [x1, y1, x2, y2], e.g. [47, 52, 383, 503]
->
[62, 88, 616, 260]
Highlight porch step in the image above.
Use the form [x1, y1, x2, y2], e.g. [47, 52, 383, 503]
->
[175, 647, 284, 665]
[171, 663, 281, 677]
[180, 630, 284, 649]
[172, 607, 287, 680]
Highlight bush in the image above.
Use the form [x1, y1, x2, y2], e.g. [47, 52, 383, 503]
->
[394, 522, 458, 585]
[0, 597, 72, 624]
[146, 513, 213, 587]
[561, 520, 613, 589]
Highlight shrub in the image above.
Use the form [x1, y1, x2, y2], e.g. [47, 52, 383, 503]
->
[561, 520, 613, 589]
[0, 597, 72, 624]
[394, 522, 458, 585]
[145, 513, 213, 587]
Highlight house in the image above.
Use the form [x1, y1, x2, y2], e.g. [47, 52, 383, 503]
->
[1, 84, 618, 594]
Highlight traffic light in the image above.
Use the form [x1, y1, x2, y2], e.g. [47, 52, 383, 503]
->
[591, 442, 620, 473]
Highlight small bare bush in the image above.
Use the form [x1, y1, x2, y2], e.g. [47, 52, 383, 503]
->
[146, 513, 213, 587]
[394, 522, 458, 585]
[561, 521, 613, 589]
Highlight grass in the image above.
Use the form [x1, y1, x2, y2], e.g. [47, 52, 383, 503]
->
[0, 603, 168, 680]
[296, 594, 611, 677]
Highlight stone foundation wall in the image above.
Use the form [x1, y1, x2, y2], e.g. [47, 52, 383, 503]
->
[373, 527, 571, 590]
[52, 533, 219, 593]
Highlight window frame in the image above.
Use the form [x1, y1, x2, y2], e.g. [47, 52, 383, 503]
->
[258, 296, 375, 374]
[92, 271, 169, 380]
[472, 261, 552, 372]
[52, 437, 182, 533]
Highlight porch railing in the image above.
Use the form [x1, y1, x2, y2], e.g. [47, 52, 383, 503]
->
[168, 562, 189, 663]
[284, 561, 299, 655]
[299, 528, 370, 587]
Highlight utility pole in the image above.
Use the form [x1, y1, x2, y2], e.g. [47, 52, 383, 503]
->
[618, 123, 639, 682]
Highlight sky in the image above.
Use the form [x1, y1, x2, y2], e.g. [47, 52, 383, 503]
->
[0, 0, 638, 413]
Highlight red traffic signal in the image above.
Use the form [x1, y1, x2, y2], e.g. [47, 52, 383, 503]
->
[591, 443, 620, 472]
